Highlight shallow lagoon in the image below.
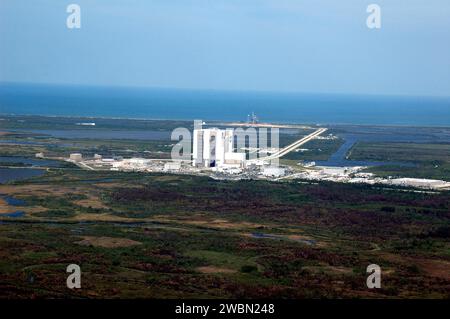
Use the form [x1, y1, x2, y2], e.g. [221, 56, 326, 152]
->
[0, 156, 61, 167]
[0, 194, 27, 218]
[0, 167, 45, 184]
[19, 129, 171, 141]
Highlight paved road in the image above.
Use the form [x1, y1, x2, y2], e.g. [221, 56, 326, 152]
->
[250, 127, 328, 162]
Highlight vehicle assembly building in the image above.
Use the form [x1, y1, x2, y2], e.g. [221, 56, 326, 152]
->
[192, 127, 246, 168]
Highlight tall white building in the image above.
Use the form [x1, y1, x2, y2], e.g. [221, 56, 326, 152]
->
[193, 127, 244, 168]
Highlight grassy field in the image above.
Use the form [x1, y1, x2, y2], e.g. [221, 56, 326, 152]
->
[349, 142, 450, 181]
[349, 142, 450, 163]
[281, 138, 344, 161]
[0, 115, 193, 131]
[0, 133, 173, 159]
[1, 168, 449, 298]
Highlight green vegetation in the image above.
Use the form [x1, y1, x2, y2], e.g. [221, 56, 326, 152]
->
[186, 250, 260, 272]
[349, 142, 450, 181]
[350, 142, 450, 163]
[282, 138, 344, 161]
[367, 164, 450, 181]
[0, 135, 173, 160]
[0, 115, 193, 131]
[1, 168, 449, 298]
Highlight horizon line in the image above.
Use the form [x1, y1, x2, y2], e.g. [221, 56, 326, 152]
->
[1, 81, 449, 100]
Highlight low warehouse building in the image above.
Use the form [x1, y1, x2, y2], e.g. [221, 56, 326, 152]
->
[70, 153, 83, 162]
[262, 166, 286, 177]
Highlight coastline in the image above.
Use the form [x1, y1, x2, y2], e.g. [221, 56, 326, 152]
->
[2, 113, 450, 129]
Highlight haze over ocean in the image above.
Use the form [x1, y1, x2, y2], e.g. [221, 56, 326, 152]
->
[1, 83, 450, 126]
[1, 1, 449, 126]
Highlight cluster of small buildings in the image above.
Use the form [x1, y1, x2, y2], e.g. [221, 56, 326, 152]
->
[290, 166, 450, 191]
[388, 178, 450, 190]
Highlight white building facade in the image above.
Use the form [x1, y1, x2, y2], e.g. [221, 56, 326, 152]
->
[193, 127, 245, 168]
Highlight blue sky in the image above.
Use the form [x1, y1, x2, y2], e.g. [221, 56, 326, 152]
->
[0, 0, 449, 96]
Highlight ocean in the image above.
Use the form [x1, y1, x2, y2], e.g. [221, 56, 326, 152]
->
[1, 83, 450, 126]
